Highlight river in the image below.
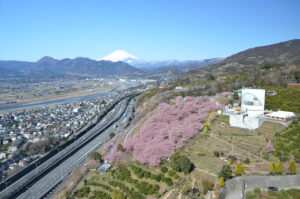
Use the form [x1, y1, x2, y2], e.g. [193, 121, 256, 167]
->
[0, 82, 134, 112]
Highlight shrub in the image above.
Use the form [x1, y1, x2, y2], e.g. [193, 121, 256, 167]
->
[218, 177, 225, 187]
[117, 144, 125, 152]
[245, 191, 258, 199]
[288, 160, 297, 174]
[112, 191, 126, 199]
[108, 181, 144, 199]
[167, 170, 176, 177]
[253, 188, 261, 195]
[276, 162, 284, 174]
[93, 190, 111, 199]
[213, 151, 220, 157]
[170, 152, 194, 174]
[202, 180, 214, 194]
[173, 174, 179, 179]
[269, 162, 284, 175]
[269, 162, 277, 174]
[161, 166, 168, 173]
[112, 168, 131, 180]
[91, 152, 103, 163]
[274, 118, 300, 162]
[234, 164, 245, 175]
[109, 132, 115, 139]
[182, 184, 190, 195]
[74, 186, 90, 198]
[86, 182, 113, 191]
[218, 165, 232, 181]
[162, 177, 173, 186]
[244, 158, 250, 164]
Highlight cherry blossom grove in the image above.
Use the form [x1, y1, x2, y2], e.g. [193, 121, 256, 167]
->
[105, 96, 223, 166]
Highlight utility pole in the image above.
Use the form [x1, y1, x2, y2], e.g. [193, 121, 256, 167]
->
[241, 178, 246, 199]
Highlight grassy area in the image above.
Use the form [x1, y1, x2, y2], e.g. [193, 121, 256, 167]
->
[246, 188, 300, 199]
[274, 118, 300, 162]
[138, 88, 162, 103]
[264, 86, 300, 113]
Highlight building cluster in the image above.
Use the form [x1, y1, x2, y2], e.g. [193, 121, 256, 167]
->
[0, 89, 133, 181]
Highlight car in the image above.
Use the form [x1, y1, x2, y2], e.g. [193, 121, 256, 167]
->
[268, 187, 279, 191]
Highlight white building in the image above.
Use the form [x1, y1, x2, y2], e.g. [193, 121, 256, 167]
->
[175, 86, 183, 90]
[229, 88, 266, 130]
[0, 152, 7, 160]
[266, 111, 296, 121]
[241, 88, 265, 116]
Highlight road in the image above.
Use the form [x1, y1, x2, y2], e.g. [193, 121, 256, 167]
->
[220, 174, 300, 199]
[0, 95, 136, 199]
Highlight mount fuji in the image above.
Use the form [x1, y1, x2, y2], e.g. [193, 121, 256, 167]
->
[98, 50, 224, 74]
[98, 50, 139, 63]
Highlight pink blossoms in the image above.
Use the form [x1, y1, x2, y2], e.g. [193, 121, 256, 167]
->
[105, 96, 221, 166]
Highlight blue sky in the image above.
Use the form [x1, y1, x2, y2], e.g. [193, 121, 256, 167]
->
[0, 0, 299, 61]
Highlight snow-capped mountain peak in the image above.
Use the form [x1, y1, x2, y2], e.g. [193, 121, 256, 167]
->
[98, 50, 138, 62]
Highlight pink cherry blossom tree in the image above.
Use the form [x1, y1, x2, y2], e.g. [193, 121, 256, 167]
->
[105, 95, 222, 166]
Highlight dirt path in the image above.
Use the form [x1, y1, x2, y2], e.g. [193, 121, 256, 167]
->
[162, 189, 177, 199]
[122, 112, 153, 141]
[195, 168, 217, 177]
[210, 131, 270, 163]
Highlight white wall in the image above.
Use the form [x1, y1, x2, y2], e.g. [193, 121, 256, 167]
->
[241, 89, 265, 116]
[230, 114, 265, 130]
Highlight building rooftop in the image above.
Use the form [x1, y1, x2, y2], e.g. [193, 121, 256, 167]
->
[266, 111, 297, 118]
[98, 163, 111, 173]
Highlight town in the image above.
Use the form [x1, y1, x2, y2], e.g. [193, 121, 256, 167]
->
[0, 81, 149, 182]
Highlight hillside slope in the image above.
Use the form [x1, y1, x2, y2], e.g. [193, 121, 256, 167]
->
[171, 39, 300, 93]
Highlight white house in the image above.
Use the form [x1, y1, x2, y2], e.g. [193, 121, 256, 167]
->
[266, 111, 296, 121]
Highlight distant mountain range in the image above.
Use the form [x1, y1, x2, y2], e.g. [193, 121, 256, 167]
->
[98, 50, 224, 74]
[0, 51, 224, 79]
[0, 56, 141, 79]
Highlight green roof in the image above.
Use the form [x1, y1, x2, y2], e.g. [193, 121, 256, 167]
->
[234, 88, 242, 93]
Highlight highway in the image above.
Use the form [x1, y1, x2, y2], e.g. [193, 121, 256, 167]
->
[0, 95, 136, 199]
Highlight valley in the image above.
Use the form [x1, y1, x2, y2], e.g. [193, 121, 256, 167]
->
[0, 3, 299, 197]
